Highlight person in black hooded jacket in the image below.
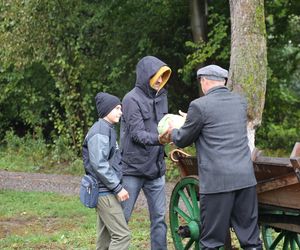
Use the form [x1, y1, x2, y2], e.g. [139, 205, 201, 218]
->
[120, 56, 171, 250]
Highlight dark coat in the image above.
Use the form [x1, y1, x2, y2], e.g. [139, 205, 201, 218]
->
[120, 56, 168, 179]
[172, 86, 257, 194]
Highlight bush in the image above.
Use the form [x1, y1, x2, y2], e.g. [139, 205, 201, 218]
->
[50, 135, 78, 164]
[4, 129, 49, 163]
[256, 122, 299, 155]
[1, 131, 82, 175]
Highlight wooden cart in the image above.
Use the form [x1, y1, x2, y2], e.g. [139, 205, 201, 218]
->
[169, 142, 300, 250]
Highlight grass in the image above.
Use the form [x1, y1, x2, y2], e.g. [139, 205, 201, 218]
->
[0, 131, 193, 182]
[0, 150, 84, 176]
[0, 190, 175, 250]
[0, 134, 288, 249]
[0, 134, 177, 249]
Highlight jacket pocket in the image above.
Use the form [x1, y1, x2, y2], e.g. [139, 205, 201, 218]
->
[156, 99, 168, 121]
[124, 149, 149, 164]
[140, 106, 152, 132]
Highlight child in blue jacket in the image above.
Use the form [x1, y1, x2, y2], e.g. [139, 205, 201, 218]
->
[82, 92, 130, 250]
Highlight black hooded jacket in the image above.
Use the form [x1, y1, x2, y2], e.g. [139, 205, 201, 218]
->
[120, 56, 169, 179]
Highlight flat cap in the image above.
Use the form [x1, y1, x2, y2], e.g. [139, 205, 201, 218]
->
[197, 64, 228, 81]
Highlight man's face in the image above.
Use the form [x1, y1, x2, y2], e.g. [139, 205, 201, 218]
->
[151, 75, 163, 91]
[200, 77, 207, 94]
[200, 77, 225, 95]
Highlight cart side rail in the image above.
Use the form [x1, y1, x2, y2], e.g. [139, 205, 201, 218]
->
[169, 148, 198, 177]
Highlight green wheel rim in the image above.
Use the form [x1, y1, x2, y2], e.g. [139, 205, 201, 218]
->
[262, 225, 300, 250]
[169, 177, 200, 250]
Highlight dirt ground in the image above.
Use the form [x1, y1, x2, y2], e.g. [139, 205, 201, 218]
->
[0, 170, 176, 209]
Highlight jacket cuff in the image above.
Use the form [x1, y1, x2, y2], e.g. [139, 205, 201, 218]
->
[171, 129, 179, 142]
[112, 183, 123, 194]
[152, 133, 160, 145]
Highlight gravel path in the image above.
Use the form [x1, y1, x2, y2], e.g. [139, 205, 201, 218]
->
[0, 170, 176, 209]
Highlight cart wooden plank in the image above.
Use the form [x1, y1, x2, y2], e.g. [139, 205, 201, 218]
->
[258, 183, 300, 210]
[256, 173, 299, 193]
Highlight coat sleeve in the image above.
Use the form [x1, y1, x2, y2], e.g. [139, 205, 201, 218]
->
[172, 100, 204, 148]
[88, 134, 122, 194]
[123, 97, 160, 146]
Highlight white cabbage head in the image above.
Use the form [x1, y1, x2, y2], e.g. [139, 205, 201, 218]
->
[157, 114, 185, 134]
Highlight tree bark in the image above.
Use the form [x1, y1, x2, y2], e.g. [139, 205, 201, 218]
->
[190, 0, 207, 43]
[189, 0, 207, 96]
[228, 0, 267, 152]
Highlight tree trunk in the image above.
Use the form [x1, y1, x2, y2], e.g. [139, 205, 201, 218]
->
[190, 0, 207, 97]
[228, 0, 267, 152]
[190, 0, 207, 43]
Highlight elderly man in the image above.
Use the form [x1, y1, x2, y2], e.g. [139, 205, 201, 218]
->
[166, 65, 262, 250]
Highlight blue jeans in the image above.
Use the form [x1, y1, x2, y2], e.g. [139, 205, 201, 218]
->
[121, 175, 167, 250]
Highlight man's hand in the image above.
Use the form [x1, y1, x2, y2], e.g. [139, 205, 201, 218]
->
[117, 188, 129, 202]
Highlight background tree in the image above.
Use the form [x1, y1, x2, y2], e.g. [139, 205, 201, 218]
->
[190, 0, 207, 43]
[0, 0, 191, 152]
[256, 0, 300, 153]
[189, 0, 208, 96]
[180, 2, 230, 99]
[228, 0, 267, 152]
[0, 0, 299, 157]
[1, 0, 99, 151]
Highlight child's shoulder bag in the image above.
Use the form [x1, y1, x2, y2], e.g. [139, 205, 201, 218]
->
[79, 173, 99, 208]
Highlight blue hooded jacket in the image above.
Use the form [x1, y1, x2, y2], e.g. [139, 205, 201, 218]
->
[82, 119, 123, 194]
[120, 56, 169, 179]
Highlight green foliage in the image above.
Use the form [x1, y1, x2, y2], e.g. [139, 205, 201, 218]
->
[165, 158, 180, 182]
[50, 135, 78, 164]
[3, 129, 49, 166]
[1, 1, 97, 152]
[256, 1, 300, 150]
[0, 63, 55, 140]
[180, 9, 230, 84]
[0, 0, 191, 153]
[0, 0, 299, 156]
[0, 131, 83, 175]
[170, 4, 230, 112]
[257, 123, 298, 154]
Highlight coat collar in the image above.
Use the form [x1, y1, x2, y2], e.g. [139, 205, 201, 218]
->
[205, 85, 228, 95]
[99, 118, 114, 128]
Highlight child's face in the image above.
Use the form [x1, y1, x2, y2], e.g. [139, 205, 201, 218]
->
[104, 105, 122, 124]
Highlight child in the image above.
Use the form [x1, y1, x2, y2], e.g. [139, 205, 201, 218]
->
[82, 92, 130, 250]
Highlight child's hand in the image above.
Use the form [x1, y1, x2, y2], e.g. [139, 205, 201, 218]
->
[117, 188, 129, 202]
[158, 130, 171, 145]
[158, 119, 175, 145]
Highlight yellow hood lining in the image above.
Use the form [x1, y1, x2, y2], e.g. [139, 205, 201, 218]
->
[150, 66, 172, 91]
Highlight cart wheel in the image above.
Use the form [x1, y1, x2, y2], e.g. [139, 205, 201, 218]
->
[169, 177, 227, 250]
[169, 176, 200, 250]
[262, 225, 300, 250]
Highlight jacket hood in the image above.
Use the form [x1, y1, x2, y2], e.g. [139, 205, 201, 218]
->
[135, 56, 170, 96]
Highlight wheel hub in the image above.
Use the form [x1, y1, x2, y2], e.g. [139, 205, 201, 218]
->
[177, 221, 200, 241]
